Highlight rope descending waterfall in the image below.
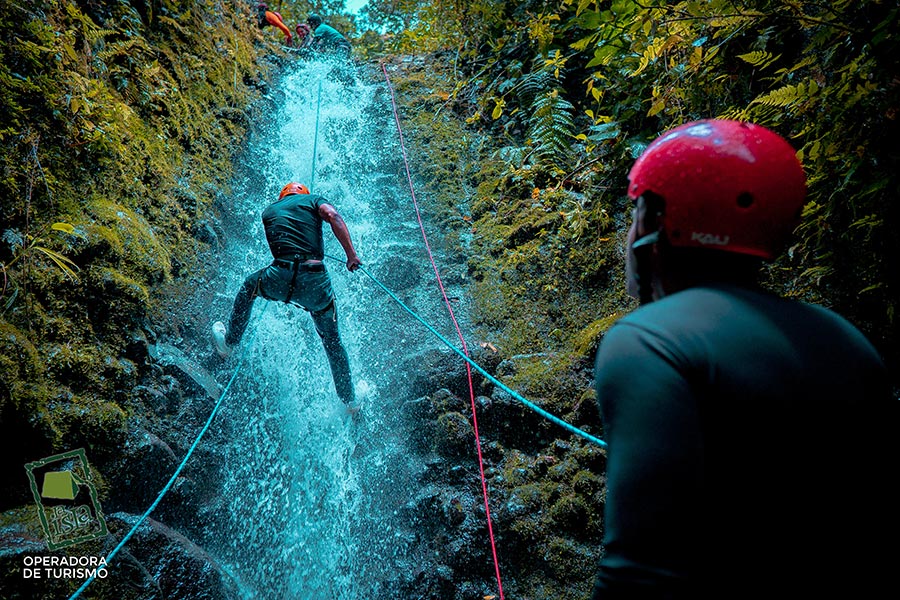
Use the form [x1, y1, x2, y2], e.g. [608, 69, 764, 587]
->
[329, 257, 607, 449]
[376, 59, 611, 599]
[310, 79, 323, 191]
[68, 305, 270, 600]
[381, 62, 506, 600]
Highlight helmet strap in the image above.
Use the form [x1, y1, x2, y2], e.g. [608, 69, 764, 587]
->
[631, 193, 666, 305]
[631, 231, 659, 249]
[633, 243, 656, 306]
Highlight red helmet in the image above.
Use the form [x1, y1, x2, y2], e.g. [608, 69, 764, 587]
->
[279, 182, 310, 199]
[257, 3, 267, 10]
[627, 119, 806, 260]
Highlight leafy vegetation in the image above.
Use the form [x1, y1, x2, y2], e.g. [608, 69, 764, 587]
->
[367, 1, 899, 596]
[0, 0, 279, 508]
[0, 0, 896, 597]
[367, 0, 900, 377]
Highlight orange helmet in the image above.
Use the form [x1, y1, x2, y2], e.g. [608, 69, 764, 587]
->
[279, 182, 310, 199]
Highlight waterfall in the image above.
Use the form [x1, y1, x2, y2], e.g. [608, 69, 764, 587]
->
[204, 58, 452, 599]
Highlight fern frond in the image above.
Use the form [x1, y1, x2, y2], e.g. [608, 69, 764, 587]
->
[96, 38, 150, 63]
[528, 89, 575, 165]
[736, 51, 781, 69]
[85, 28, 117, 45]
[515, 68, 553, 106]
[750, 82, 813, 108]
[157, 15, 187, 35]
[775, 54, 816, 76]
[717, 106, 752, 121]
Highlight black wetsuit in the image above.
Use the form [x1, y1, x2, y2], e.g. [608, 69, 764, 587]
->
[225, 193, 354, 404]
[592, 283, 896, 599]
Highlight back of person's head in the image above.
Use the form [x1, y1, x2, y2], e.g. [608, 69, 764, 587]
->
[279, 182, 310, 200]
[307, 13, 323, 28]
[628, 119, 806, 261]
[257, 2, 267, 11]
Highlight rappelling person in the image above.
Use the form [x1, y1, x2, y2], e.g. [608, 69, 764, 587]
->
[212, 183, 363, 414]
[256, 2, 293, 47]
[305, 13, 352, 58]
[591, 119, 897, 598]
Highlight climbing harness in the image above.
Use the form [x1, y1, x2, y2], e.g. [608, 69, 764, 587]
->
[381, 62, 506, 600]
[285, 258, 301, 303]
[279, 258, 324, 304]
[68, 304, 270, 600]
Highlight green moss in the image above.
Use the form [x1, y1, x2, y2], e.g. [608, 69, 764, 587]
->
[53, 395, 127, 461]
[434, 411, 474, 457]
[0, 321, 44, 403]
[542, 536, 596, 584]
[571, 311, 623, 358]
[501, 449, 535, 486]
[509, 481, 561, 511]
[86, 197, 172, 281]
[97, 266, 150, 303]
[571, 469, 603, 496]
[547, 494, 599, 537]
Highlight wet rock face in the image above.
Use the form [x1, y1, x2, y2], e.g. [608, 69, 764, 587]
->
[94, 514, 240, 599]
[0, 511, 237, 600]
[394, 359, 609, 599]
[398, 345, 503, 402]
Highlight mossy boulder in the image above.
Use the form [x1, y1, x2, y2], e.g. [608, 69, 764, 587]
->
[433, 411, 474, 458]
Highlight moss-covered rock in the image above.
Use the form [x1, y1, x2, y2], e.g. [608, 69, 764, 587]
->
[0, 2, 278, 596]
[433, 411, 474, 458]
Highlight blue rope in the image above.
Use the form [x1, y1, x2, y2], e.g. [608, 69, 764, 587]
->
[309, 79, 323, 191]
[334, 257, 606, 448]
[68, 304, 270, 600]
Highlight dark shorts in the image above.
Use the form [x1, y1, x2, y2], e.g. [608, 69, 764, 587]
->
[253, 262, 334, 314]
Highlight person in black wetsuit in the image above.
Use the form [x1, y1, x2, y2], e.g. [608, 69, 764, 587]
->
[213, 182, 362, 412]
[592, 119, 897, 599]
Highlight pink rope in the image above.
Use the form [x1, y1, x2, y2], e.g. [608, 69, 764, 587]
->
[382, 63, 505, 600]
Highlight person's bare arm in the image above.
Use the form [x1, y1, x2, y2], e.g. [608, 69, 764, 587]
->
[319, 203, 361, 271]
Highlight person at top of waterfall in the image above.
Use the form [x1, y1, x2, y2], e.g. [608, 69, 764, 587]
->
[305, 13, 351, 58]
[591, 119, 897, 599]
[256, 3, 292, 47]
[294, 22, 312, 50]
[212, 183, 363, 413]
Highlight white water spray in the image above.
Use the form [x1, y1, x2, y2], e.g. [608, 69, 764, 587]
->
[206, 58, 454, 599]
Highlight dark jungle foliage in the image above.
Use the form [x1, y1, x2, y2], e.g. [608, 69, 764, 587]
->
[366, 0, 900, 379]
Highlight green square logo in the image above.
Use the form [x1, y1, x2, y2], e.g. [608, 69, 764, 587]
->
[24, 448, 108, 550]
[41, 471, 79, 500]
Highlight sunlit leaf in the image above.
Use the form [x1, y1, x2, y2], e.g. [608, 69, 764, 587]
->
[33, 246, 80, 281]
[51, 222, 76, 234]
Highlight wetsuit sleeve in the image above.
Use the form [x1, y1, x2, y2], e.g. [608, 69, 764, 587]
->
[592, 321, 703, 598]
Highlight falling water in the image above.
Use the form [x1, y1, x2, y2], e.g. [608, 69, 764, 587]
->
[203, 58, 457, 599]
